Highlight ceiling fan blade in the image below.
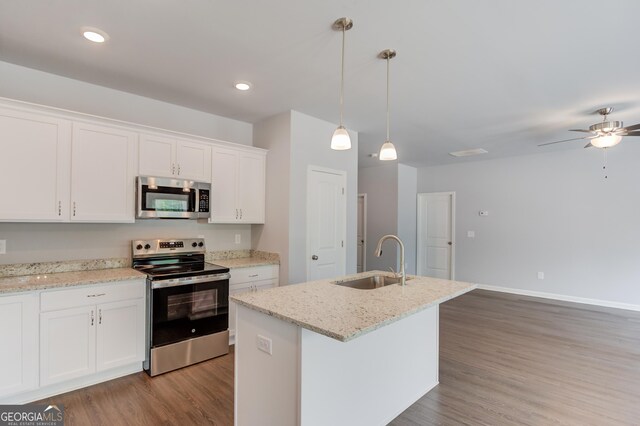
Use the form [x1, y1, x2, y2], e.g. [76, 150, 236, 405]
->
[622, 123, 640, 131]
[623, 131, 640, 136]
[538, 136, 589, 146]
[584, 142, 593, 148]
[568, 129, 592, 133]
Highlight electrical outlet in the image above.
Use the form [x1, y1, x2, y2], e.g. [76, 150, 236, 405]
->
[257, 334, 272, 355]
[235, 234, 241, 244]
[467, 231, 475, 238]
[537, 272, 544, 280]
[0, 240, 5, 254]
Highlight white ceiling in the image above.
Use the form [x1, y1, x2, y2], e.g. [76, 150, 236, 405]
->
[1, 0, 640, 168]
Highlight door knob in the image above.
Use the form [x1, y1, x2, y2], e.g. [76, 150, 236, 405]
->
[448, 242, 453, 245]
[312, 255, 318, 260]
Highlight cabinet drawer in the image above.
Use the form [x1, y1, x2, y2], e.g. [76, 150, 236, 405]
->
[41, 279, 145, 312]
[230, 278, 277, 293]
[229, 265, 278, 285]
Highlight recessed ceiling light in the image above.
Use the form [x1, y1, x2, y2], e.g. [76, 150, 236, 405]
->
[234, 81, 252, 91]
[82, 27, 109, 43]
[449, 148, 488, 157]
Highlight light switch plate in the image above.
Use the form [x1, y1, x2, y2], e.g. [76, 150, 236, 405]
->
[537, 272, 544, 280]
[235, 234, 241, 244]
[467, 231, 475, 238]
[0, 240, 6, 254]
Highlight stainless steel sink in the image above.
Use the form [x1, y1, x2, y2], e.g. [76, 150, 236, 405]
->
[333, 275, 411, 290]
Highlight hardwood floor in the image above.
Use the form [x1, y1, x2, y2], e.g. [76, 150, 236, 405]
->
[38, 290, 640, 425]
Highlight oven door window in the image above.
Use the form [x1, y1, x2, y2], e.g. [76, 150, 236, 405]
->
[141, 185, 195, 213]
[152, 281, 229, 347]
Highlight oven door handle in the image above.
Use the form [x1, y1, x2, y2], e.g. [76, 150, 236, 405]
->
[151, 272, 231, 289]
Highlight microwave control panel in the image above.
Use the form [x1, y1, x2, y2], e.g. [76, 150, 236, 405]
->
[199, 189, 210, 212]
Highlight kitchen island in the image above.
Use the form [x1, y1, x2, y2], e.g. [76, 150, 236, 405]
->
[231, 271, 476, 426]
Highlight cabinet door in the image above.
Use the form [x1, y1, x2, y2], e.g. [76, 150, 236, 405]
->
[96, 299, 145, 372]
[0, 107, 71, 221]
[70, 122, 138, 222]
[0, 293, 38, 398]
[40, 306, 96, 386]
[237, 151, 266, 224]
[210, 147, 239, 223]
[139, 133, 176, 178]
[176, 140, 211, 182]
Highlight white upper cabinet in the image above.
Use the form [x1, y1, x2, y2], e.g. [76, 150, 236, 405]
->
[139, 133, 211, 182]
[70, 122, 138, 222]
[210, 146, 266, 224]
[0, 107, 71, 222]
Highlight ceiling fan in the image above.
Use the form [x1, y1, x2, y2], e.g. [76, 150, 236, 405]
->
[538, 107, 640, 149]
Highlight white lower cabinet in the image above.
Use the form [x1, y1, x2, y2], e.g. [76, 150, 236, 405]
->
[229, 265, 279, 340]
[0, 293, 38, 398]
[38, 280, 146, 389]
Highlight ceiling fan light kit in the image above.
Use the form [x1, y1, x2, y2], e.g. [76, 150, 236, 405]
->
[330, 17, 353, 151]
[538, 107, 640, 149]
[379, 49, 398, 161]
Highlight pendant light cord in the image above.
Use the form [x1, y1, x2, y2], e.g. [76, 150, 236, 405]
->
[386, 56, 390, 141]
[339, 25, 345, 127]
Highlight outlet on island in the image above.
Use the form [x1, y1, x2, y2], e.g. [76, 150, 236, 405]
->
[257, 334, 272, 355]
[235, 234, 241, 244]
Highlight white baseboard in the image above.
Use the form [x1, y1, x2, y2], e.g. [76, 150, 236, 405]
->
[477, 284, 640, 312]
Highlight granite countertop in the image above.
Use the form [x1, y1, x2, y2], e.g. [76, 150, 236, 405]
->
[0, 268, 146, 294]
[213, 257, 280, 269]
[231, 270, 476, 342]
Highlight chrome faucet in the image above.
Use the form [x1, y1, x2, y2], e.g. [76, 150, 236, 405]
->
[374, 235, 406, 286]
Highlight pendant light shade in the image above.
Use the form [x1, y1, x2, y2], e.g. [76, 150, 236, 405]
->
[379, 49, 397, 161]
[331, 17, 353, 151]
[591, 134, 622, 148]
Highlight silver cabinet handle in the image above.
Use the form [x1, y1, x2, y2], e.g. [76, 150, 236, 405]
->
[73, 202, 76, 217]
[235, 209, 239, 219]
[86, 293, 106, 298]
[312, 255, 318, 260]
[240, 209, 243, 219]
[249, 274, 259, 278]
[90, 310, 94, 326]
[172, 163, 176, 175]
[99, 309, 102, 325]
[58, 201, 61, 216]
[177, 164, 181, 175]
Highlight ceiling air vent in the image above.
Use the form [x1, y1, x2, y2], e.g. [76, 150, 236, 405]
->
[449, 148, 488, 157]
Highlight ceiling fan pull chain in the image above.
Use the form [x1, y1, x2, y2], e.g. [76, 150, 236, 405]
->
[603, 148, 608, 179]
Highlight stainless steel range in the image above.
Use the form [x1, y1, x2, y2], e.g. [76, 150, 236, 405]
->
[132, 238, 230, 376]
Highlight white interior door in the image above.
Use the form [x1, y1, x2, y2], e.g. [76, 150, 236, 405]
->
[307, 167, 346, 281]
[357, 194, 366, 273]
[417, 192, 455, 279]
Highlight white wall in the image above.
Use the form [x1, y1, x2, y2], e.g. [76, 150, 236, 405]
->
[252, 112, 292, 285]
[0, 61, 255, 264]
[358, 164, 399, 272]
[289, 111, 358, 285]
[418, 144, 640, 306]
[0, 222, 251, 264]
[0, 61, 253, 145]
[398, 164, 418, 275]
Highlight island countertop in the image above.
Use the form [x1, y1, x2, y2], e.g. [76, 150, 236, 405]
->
[230, 270, 476, 342]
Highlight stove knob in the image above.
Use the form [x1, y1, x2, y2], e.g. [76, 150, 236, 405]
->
[136, 244, 143, 250]
[198, 242, 204, 247]
[144, 244, 151, 250]
[192, 242, 198, 248]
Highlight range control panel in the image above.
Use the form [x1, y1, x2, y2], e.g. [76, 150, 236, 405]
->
[132, 238, 206, 257]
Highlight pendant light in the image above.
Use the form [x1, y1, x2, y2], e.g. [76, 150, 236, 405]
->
[331, 17, 353, 150]
[379, 49, 397, 160]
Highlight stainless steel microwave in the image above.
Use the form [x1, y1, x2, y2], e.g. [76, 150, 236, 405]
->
[136, 176, 210, 219]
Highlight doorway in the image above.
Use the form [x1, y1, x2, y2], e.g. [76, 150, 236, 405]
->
[307, 166, 347, 281]
[417, 192, 455, 279]
[357, 194, 367, 273]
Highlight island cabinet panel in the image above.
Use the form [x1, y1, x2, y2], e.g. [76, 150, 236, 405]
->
[0, 107, 71, 222]
[234, 304, 439, 426]
[70, 122, 138, 222]
[0, 293, 38, 398]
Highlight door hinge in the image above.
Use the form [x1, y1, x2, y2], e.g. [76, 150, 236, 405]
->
[341, 240, 344, 248]
[342, 188, 345, 195]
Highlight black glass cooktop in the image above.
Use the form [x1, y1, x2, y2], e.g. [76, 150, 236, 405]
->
[134, 261, 229, 280]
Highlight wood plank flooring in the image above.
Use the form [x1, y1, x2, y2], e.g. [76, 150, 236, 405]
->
[38, 290, 640, 425]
